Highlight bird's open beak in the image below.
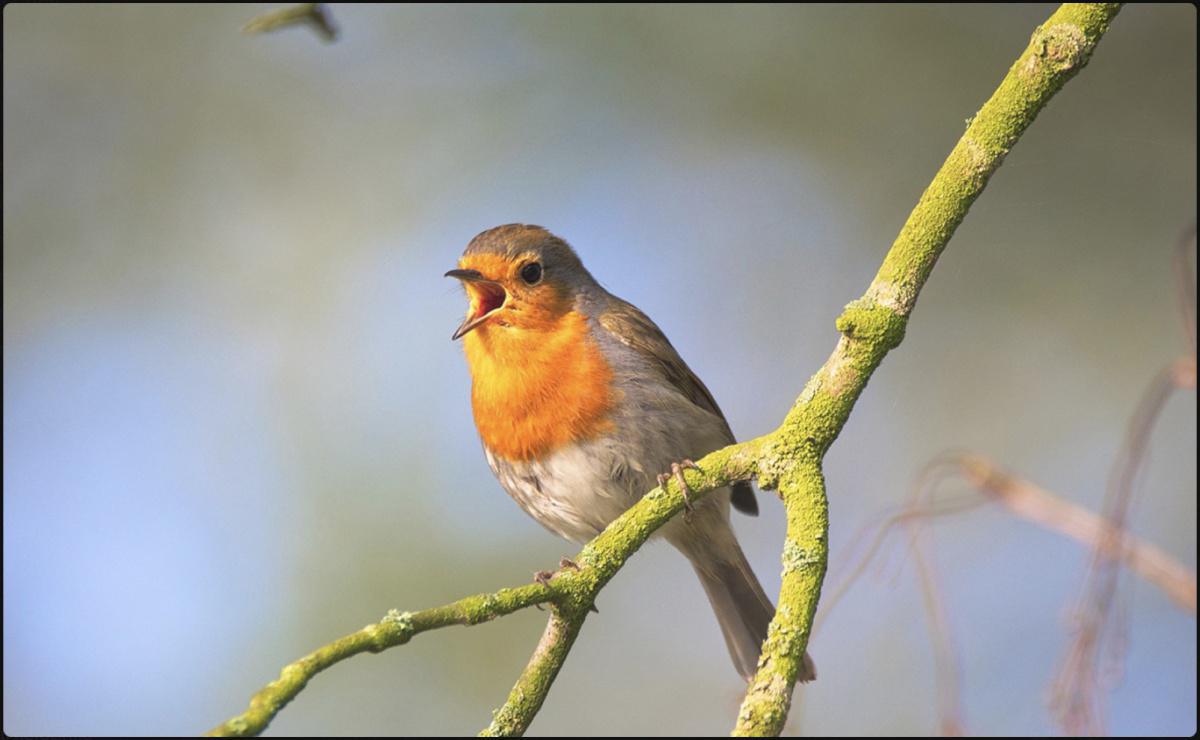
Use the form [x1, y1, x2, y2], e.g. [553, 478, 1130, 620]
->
[445, 269, 508, 340]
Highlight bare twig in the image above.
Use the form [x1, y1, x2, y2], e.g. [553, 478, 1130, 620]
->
[902, 457, 973, 737]
[907, 521, 967, 737]
[815, 448, 1196, 737]
[242, 3, 338, 42]
[1050, 368, 1193, 734]
[960, 454, 1196, 612]
[1048, 222, 1195, 736]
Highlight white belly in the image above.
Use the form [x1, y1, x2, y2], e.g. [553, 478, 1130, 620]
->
[485, 435, 646, 543]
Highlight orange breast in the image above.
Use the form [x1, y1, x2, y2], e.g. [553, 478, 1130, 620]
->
[464, 310, 615, 461]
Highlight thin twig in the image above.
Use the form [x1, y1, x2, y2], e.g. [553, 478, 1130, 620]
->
[209, 441, 762, 736]
[903, 457, 970, 737]
[814, 447, 1197, 737]
[1050, 365, 1191, 734]
[242, 3, 338, 42]
[207, 585, 551, 737]
[907, 525, 966, 737]
[960, 454, 1196, 612]
[1048, 222, 1195, 735]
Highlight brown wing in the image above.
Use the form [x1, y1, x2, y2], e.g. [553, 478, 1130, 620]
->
[599, 299, 759, 516]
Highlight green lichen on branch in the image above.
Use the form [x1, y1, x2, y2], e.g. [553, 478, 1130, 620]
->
[732, 4, 1122, 736]
[209, 441, 755, 738]
[207, 585, 551, 737]
[868, 3, 1121, 317]
[210, 4, 1123, 737]
[476, 440, 764, 736]
[480, 610, 588, 737]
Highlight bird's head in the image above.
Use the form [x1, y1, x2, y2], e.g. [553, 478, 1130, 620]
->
[446, 224, 595, 340]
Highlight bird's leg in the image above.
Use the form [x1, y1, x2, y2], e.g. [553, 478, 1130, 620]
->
[533, 558, 598, 612]
[534, 557, 579, 587]
[674, 460, 696, 522]
[660, 460, 699, 522]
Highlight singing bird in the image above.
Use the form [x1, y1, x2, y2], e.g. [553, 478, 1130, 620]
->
[447, 224, 815, 683]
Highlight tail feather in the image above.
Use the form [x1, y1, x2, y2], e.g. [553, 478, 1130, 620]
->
[688, 535, 817, 683]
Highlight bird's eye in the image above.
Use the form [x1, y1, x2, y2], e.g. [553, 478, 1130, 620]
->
[520, 262, 543, 285]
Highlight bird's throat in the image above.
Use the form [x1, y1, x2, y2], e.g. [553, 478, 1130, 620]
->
[465, 310, 615, 461]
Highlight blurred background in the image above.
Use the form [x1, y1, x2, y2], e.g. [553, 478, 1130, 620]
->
[4, 4, 1195, 736]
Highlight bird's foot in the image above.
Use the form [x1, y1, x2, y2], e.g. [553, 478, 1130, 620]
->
[659, 459, 700, 521]
[532, 569, 554, 610]
[533, 558, 598, 613]
[533, 556, 585, 587]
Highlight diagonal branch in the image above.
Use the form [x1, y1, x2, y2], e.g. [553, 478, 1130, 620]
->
[476, 441, 767, 734]
[207, 585, 552, 736]
[210, 441, 763, 737]
[960, 453, 1196, 613]
[480, 609, 589, 737]
[732, 4, 1123, 735]
[210, 4, 1124, 737]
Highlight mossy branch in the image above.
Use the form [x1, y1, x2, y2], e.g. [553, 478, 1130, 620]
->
[473, 440, 765, 736]
[206, 585, 552, 736]
[732, 3, 1122, 735]
[209, 443, 761, 737]
[480, 609, 588, 737]
[209, 4, 1122, 736]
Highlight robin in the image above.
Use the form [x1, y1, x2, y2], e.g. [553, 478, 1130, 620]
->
[446, 224, 815, 683]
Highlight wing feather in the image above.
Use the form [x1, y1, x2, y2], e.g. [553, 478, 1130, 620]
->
[598, 299, 759, 516]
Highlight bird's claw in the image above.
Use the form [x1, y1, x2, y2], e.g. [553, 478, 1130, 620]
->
[660, 460, 699, 521]
[533, 558, 581, 588]
[534, 559, 598, 612]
